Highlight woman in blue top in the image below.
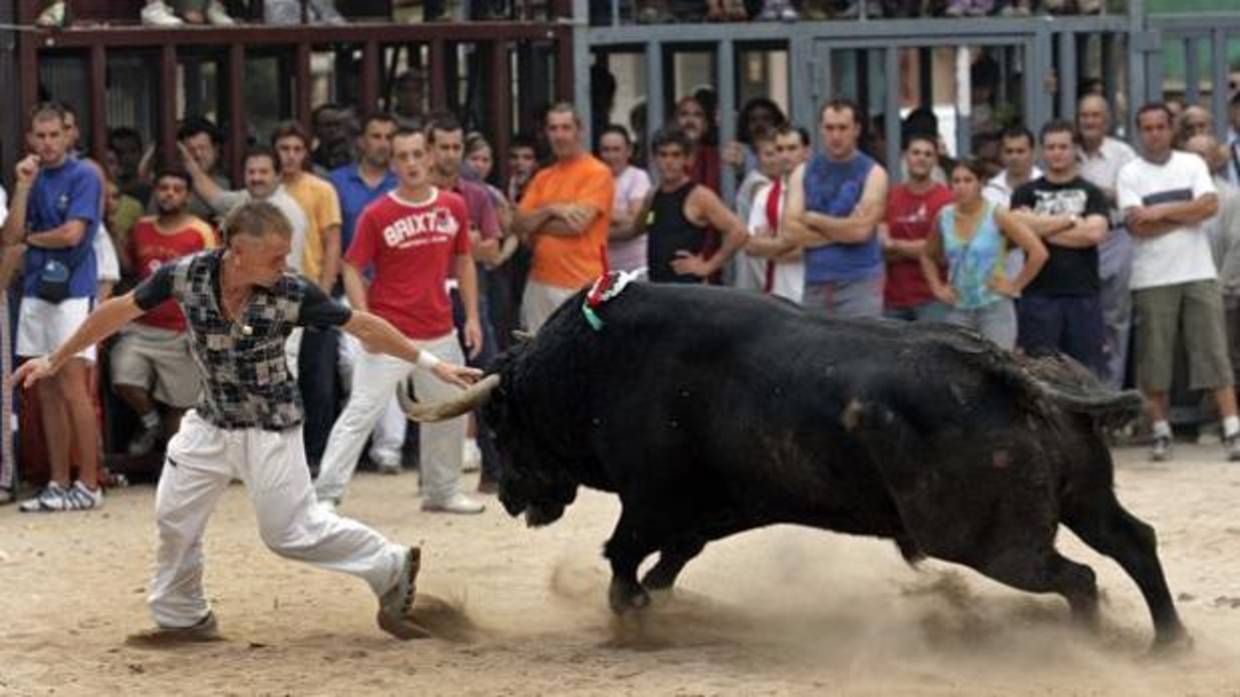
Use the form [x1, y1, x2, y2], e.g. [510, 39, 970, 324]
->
[920, 160, 1047, 349]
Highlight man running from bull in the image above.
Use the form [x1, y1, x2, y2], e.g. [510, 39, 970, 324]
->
[10, 200, 479, 642]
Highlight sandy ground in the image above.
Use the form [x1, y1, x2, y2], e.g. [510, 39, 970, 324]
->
[3, 444, 1240, 697]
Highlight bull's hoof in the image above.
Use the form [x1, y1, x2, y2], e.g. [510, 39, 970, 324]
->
[1149, 624, 1193, 658]
[640, 569, 675, 592]
[608, 579, 651, 614]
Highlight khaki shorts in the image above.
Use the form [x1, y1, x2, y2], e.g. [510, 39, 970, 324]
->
[110, 323, 202, 408]
[1133, 279, 1233, 393]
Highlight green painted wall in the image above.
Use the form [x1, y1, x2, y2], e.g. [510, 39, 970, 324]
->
[1145, 0, 1240, 83]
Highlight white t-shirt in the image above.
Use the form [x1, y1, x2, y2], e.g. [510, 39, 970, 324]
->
[0, 184, 8, 227]
[741, 179, 803, 303]
[1118, 150, 1219, 290]
[606, 166, 652, 274]
[210, 185, 308, 273]
[93, 224, 120, 283]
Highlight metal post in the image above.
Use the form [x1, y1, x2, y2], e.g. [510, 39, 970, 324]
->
[158, 45, 177, 168]
[788, 35, 814, 133]
[89, 44, 108, 163]
[645, 42, 664, 165]
[1212, 29, 1228, 139]
[1184, 36, 1199, 105]
[574, 43, 593, 146]
[227, 43, 246, 184]
[1126, 0, 1149, 136]
[717, 39, 736, 204]
[884, 46, 901, 178]
[956, 45, 972, 159]
[0, 0, 19, 175]
[296, 43, 312, 131]
[1058, 30, 1077, 119]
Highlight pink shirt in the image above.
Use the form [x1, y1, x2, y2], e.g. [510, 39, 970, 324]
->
[606, 166, 653, 273]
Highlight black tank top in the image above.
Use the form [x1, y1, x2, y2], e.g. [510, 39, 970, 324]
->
[646, 182, 710, 284]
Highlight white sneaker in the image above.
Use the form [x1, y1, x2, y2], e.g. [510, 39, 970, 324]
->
[462, 438, 481, 473]
[421, 492, 485, 515]
[35, 1, 66, 27]
[19, 481, 103, 512]
[205, 0, 236, 25]
[141, 1, 185, 26]
[372, 451, 402, 475]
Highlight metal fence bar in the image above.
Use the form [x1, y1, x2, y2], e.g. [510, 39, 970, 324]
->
[884, 46, 901, 177]
[717, 39, 737, 204]
[1184, 35, 1199, 105]
[1212, 28, 1229, 140]
[645, 41, 664, 163]
[1058, 30, 1078, 119]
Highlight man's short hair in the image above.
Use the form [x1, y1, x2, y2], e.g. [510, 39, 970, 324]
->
[425, 112, 464, 143]
[154, 167, 192, 188]
[359, 110, 397, 134]
[545, 102, 580, 127]
[510, 133, 538, 153]
[312, 102, 343, 125]
[223, 201, 292, 245]
[270, 121, 312, 149]
[904, 132, 938, 152]
[818, 98, 862, 125]
[1039, 118, 1078, 145]
[177, 116, 222, 145]
[243, 145, 279, 170]
[28, 101, 68, 128]
[1001, 125, 1036, 148]
[1136, 102, 1175, 126]
[392, 127, 425, 143]
[775, 124, 811, 148]
[651, 126, 694, 154]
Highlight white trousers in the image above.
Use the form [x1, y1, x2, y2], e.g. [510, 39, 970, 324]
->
[521, 280, 577, 333]
[285, 326, 303, 380]
[339, 328, 406, 462]
[148, 410, 405, 628]
[315, 332, 466, 505]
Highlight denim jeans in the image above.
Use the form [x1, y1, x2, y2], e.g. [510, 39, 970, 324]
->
[947, 299, 1017, 350]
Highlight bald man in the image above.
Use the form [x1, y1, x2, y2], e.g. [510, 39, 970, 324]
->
[1189, 132, 1240, 396]
[1177, 106, 1215, 148]
[1077, 94, 1138, 391]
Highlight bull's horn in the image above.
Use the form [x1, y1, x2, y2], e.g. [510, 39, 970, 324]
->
[399, 374, 500, 423]
[512, 329, 536, 343]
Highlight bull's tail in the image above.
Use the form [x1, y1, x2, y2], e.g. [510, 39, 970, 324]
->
[1010, 353, 1144, 427]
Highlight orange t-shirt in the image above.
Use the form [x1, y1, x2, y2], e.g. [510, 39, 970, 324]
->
[518, 154, 615, 290]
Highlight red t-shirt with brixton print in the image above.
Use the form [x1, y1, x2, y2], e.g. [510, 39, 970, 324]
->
[344, 187, 471, 340]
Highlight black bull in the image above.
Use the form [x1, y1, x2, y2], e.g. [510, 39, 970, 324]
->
[404, 281, 1187, 649]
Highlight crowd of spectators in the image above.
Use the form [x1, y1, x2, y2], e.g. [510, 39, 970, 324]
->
[3, 66, 1240, 509]
[28, 0, 1119, 29]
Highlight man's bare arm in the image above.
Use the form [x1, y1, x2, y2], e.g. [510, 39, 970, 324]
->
[24, 220, 87, 249]
[1044, 213, 1108, 248]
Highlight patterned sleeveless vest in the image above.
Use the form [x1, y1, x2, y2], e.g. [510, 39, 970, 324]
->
[170, 251, 305, 430]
